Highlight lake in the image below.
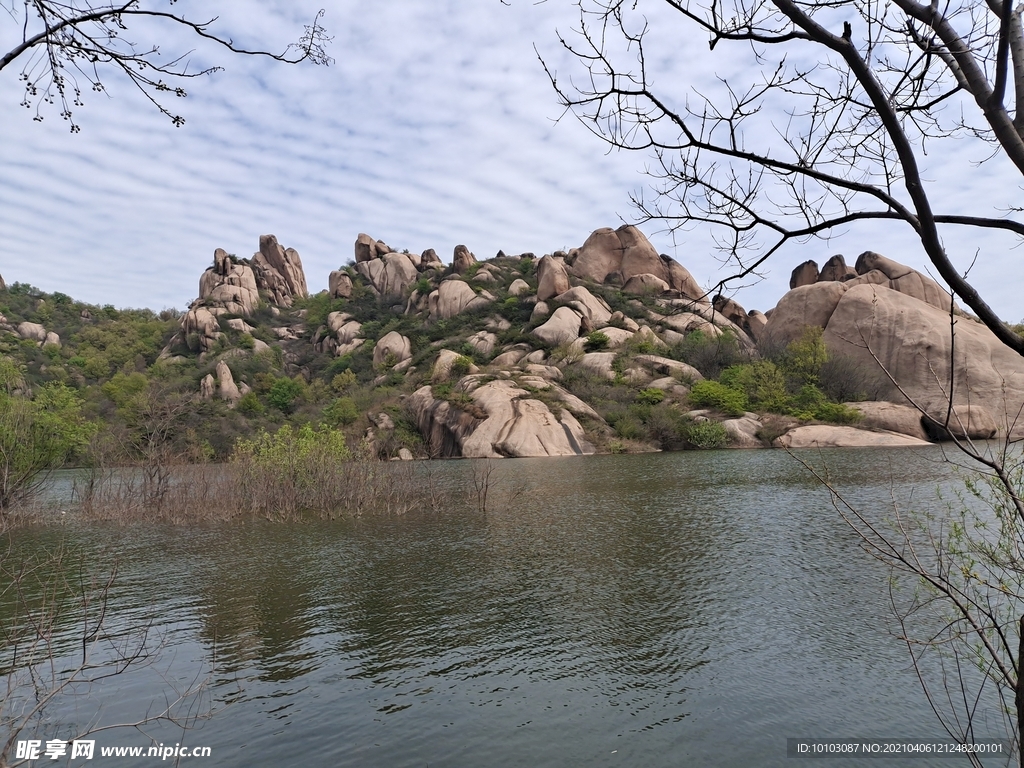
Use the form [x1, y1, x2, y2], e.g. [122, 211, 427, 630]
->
[1, 448, 1013, 766]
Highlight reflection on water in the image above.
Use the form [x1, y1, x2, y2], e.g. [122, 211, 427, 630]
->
[3, 448, 1006, 767]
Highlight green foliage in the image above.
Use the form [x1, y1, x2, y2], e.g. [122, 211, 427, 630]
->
[331, 370, 357, 392]
[414, 277, 432, 295]
[685, 420, 729, 449]
[0, 381, 96, 513]
[719, 362, 789, 412]
[782, 325, 829, 386]
[671, 328, 746, 378]
[323, 396, 359, 426]
[585, 330, 610, 352]
[449, 355, 473, 379]
[689, 380, 749, 416]
[635, 388, 666, 406]
[236, 392, 265, 415]
[267, 377, 305, 413]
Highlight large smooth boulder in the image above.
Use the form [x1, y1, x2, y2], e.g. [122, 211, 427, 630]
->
[329, 270, 353, 299]
[181, 307, 221, 353]
[355, 233, 377, 263]
[922, 404, 999, 441]
[536, 255, 571, 301]
[822, 284, 1024, 437]
[215, 360, 241, 403]
[762, 281, 849, 346]
[818, 254, 857, 282]
[378, 252, 418, 298]
[713, 294, 748, 330]
[847, 401, 931, 442]
[854, 251, 953, 310]
[466, 331, 499, 357]
[558, 286, 612, 328]
[532, 306, 583, 346]
[373, 331, 412, 367]
[452, 245, 477, 275]
[774, 425, 931, 448]
[790, 260, 819, 288]
[508, 278, 530, 297]
[431, 280, 491, 320]
[16, 322, 47, 343]
[623, 273, 670, 295]
[571, 225, 704, 299]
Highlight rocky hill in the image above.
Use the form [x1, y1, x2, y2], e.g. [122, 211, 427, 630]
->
[1, 224, 1021, 464]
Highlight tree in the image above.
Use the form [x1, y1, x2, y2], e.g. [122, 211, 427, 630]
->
[0, 360, 94, 523]
[544, 0, 1024, 757]
[1, 1, 332, 131]
[543, 0, 1024, 352]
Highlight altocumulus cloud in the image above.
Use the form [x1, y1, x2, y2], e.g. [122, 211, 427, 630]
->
[0, 0, 1020, 320]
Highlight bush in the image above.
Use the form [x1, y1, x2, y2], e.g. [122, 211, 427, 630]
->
[671, 328, 746, 378]
[688, 380, 748, 416]
[719, 361, 789, 412]
[782, 325, 829, 386]
[449, 355, 473, 379]
[236, 392, 264, 415]
[323, 396, 359, 426]
[585, 331, 610, 351]
[331, 370, 357, 392]
[267, 377, 305, 413]
[685, 420, 729, 449]
[635, 388, 665, 406]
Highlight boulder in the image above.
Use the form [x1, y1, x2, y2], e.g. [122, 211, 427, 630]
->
[577, 352, 617, 380]
[398, 447, 415, 461]
[854, 251, 953, 311]
[452, 245, 477, 275]
[747, 310, 768, 342]
[199, 374, 215, 401]
[466, 331, 499, 357]
[847, 401, 931, 442]
[922, 404, 999, 441]
[821, 283, 1024, 437]
[42, 331, 60, 348]
[181, 307, 221, 352]
[17, 322, 47, 343]
[215, 360, 241, 404]
[609, 312, 640, 332]
[0, 274, 4, 290]
[408, 378, 596, 458]
[373, 331, 412, 367]
[252, 234, 308, 306]
[713, 294, 748, 330]
[818, 254, 857, 282]
[599, 327, 636, 348]
[355, 233, 377, 263]
[622, 273, 669, 295]
[774, 425, 931, 448]
[762, 281, 849, 346]
[378, 252, 418, 298]
[633, 354, 704, 381]
[558, 286, 612, 328]
[508, 278, 530, 297]
[198, 248, 260, 315]
[571, 225, 703, 298]
[433, 349, 478, 382]
[226, 318, 255, 334]
[329, 270, 353, 299]
[531, 302, 550, 322]
[420, 248, 443, 269]
[532, 306, 583, 346]
[722, 415, 763, 448]
[790, 260, 819, 288]
[536, 254, 571, 301]
[431, 280, 491, 320]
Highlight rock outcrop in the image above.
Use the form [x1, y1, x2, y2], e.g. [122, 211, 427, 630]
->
[329, 271, 353, 299]
[408, 377, 596, 458]
[790, 260, 819, 288]
[429, 280, 491, 320]
[251, 235, 308, 307]
[774, 425, 931, 448]
[215, 360, 241, 404]
[536, 255, 571, 301]
[532, 306, 584, 346]
[570, 225, 704, 301]
[452, 245, 477, 275]
[373, 332, 412, 368]
[198, 249, 260, 315]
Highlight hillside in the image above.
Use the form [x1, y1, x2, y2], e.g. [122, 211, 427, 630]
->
[1, 226, 1020, 470]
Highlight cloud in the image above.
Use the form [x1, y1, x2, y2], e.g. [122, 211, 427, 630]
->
[0, 0, 1021, 322]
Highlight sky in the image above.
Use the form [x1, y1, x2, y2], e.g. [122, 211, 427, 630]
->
[1, 0, 1022, 320]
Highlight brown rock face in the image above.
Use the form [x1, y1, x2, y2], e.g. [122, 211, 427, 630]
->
[252, 234, 308, 307]
[536, 255, 570, 301]
[790, 260, 819, 289]
[817, 255, 857, 282]
[762, 282, 849, 346]
[712, 294, 748, 330]
[329, 270, 353, 299]
[198, 248, 260, 316]
[853, 251, 953, 310]
[420, 248, 443, 269]
[355, 233, 377, 263]
[921, 404, 999, 441]
[570, 225, 704, 299]
[452, 245, 477, 275]
[822, 283, 1024, 437]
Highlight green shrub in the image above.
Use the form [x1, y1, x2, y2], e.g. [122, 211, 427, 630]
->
[323, 396, 359, 426]
[635, 388, 665, 406]
[331, 370, 357, 392]
[585, 331, 610, 351]
[236, 391, 264, 415]
[719, 361, 789, 412]
[613, 415, 645, 440]
[688, 380, 748, 416]
[685, 420, 729, 449]
[782, 325, 829, 386]
[671, 328, 746, 378]
[267, 377, 305, 413]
